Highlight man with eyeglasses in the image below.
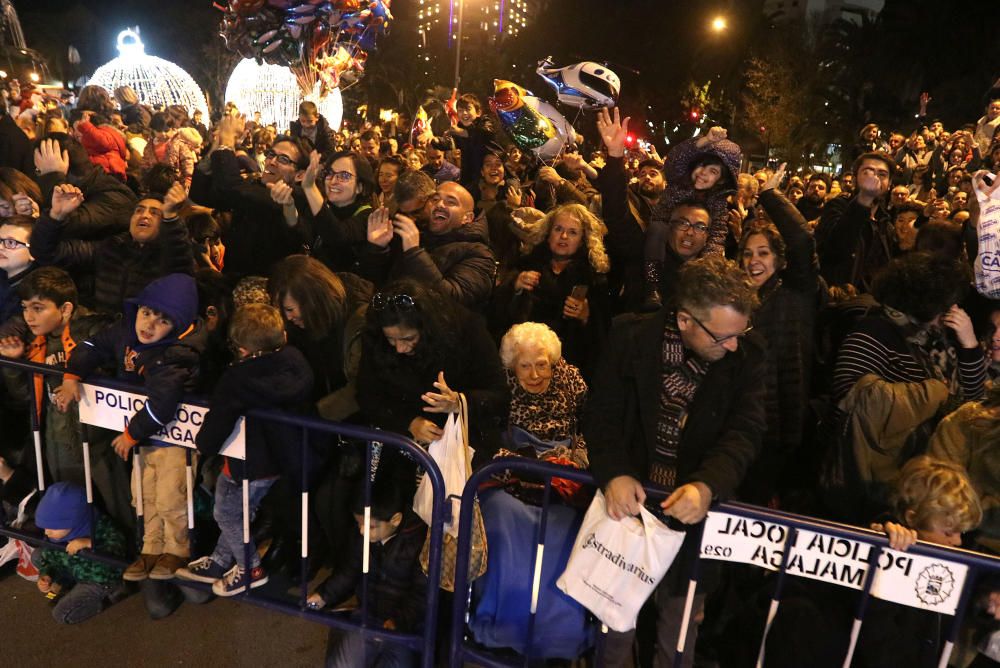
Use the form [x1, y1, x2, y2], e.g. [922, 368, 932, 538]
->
[190, 115, 308, 277]
[585, 256, 765, 667]
[814, 152, 898, 292]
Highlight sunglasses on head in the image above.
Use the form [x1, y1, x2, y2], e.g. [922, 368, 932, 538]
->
[372, 293, 416, 311]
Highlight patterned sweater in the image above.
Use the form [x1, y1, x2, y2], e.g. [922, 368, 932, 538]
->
[37, 515, 126, 586]
[506, 358, 589, 465]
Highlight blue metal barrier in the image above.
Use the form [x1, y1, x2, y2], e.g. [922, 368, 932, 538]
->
[0, 358, 446, 667]
[448, 458, 1000, 668]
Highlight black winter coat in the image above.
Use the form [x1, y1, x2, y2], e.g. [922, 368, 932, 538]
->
[0, 113, 33, 175]
[196, 346, 315, 483]
[814, 194, 898, 292]
[739, 189, 820, 503]
[318, 512, 428, 631]
[584, 308, 767, 592]
[360, 217, 497, 309]
[36, 158, 136, 241]
[30, 214, 195, 315]
[290, 114, 338, 161]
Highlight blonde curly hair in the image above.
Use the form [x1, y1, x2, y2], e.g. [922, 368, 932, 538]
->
[520, 203, 610, 274]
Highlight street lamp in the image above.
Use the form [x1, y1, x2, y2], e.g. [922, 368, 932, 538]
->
[453, 0, 466, 89]
[710, 16, 727, 33]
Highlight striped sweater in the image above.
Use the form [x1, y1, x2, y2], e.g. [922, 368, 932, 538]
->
[833, 315, 987, 404]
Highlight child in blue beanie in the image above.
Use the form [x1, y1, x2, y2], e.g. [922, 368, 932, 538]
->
[34, 482, 126, 624]
[55, 273, 207, 582]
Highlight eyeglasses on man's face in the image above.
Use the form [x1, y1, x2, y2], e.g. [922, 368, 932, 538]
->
[265, 149, 297, 167]
[685, 310, 753, 345]
[670, 218, 710, 235]
[0, 237, 29, 250]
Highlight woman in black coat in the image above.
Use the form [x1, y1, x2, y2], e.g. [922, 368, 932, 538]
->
[736, 165, 821, 504]
[492, 203, 611, 381]
[357, 278, 509, 470]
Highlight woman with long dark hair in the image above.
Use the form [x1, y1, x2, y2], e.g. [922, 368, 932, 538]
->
[357, 279, 508, 465]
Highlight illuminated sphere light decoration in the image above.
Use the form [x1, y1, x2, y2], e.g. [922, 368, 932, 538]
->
[89, 29, 208, 118]
[225, 59, 342, 133]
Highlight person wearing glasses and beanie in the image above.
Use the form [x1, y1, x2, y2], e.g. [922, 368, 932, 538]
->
[585, 256, 765, 668]
[357, 279, 509, 475]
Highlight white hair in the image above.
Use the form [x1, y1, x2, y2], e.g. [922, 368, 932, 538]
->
[499, 322, 562, 369]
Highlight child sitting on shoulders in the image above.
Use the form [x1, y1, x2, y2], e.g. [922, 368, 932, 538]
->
[33, 481, 127, 624]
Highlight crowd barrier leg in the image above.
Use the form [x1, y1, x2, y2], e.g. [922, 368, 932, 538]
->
[242, 466, 251, 595]
[755, 527, 798, 668]
[134, 451, 144, 550]
[360, 441, 374, 665]
[522, 478, 554, 665]
[81, 426, 96, 551]
[938, 567, 978, 668]
[299, 428, 309, 609]
[841, 544, 882, 667]
[673, 523, 705, 668]
[28, 378, 44, 491]
[185, 449, 194, 539]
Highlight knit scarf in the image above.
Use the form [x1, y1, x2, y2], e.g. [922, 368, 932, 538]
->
[884, 306, 959, 393]
[653, 313, 708, 487]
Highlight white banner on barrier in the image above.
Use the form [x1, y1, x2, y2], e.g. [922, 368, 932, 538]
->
[701, 512, 968, 614]
[77, 383, 246, 460]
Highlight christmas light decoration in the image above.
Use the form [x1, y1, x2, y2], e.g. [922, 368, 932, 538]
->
[224, 59, 342, 133]
[89, 29, 208, 118]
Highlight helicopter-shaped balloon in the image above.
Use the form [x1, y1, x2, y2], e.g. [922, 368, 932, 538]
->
[536, 57, 620, 110]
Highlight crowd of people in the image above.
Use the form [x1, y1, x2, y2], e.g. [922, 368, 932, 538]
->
[1, 73, 1000, 667]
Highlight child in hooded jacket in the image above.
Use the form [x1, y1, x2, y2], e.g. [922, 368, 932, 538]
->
[33, 482, 126, 624]
[55, 272, 206, 582]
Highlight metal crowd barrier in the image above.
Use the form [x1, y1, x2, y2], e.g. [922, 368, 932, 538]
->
[449, 458, 1000, 668]
[0, 357, 446, 667]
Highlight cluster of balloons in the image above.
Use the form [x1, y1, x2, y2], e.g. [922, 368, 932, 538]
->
[217, 0, 392, 93]
[490, 59, 619, 162]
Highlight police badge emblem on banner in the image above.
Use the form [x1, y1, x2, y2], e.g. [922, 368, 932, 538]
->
[700, 511, 968, 614]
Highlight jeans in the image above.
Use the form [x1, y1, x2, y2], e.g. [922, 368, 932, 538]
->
[324, 627, 416, 668]
[209, 473, 275, 570]
[51, 581, 121, 624]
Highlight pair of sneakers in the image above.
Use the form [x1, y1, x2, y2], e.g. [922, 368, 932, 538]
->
[123, 553, 187, 581]
[176, 556, 269, 597]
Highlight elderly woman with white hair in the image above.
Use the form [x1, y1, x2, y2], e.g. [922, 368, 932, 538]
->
[499, 321, 588, 468]
[467, 323, 595, 658]
[493, 202, 611, 379]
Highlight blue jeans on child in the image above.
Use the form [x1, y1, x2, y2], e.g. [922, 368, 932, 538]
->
[210, 473, 276, 570]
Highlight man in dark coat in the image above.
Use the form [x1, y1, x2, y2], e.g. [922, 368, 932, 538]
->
[585, 256, 767, 668]
[814, 152, 898, 292]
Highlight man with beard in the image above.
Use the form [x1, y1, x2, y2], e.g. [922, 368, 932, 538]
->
[363, 180, 496, 309]
[190, 115, 307, 277]
[594, 108, 667, 312]
[796, 173, 830, 221]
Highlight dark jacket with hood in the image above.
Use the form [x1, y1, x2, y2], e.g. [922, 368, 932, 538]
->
[360, 216, 497, 309]
[30, 209, 194, 316]
[289, 113, 338, 161]
[0, 262, 35, 325]
[65, 273, 207, 446]
[196, 344, 314, 483]
[34, 482, 125, 586]
[651, 135, 742, 258]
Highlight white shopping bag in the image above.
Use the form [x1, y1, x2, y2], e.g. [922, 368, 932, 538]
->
[556, 490, 685, 632]
[413, 395, 475, 538]
[973, 170, 1000, 298]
